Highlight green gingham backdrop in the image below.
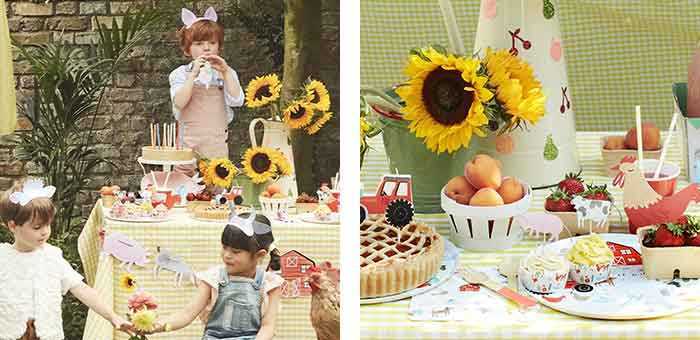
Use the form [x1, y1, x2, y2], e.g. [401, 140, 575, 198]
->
[360, 0, 700, 131]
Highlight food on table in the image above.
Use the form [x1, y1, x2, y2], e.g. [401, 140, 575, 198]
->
[195, 204, 231, 220]
[109, 201, 170, 219]
[296, 192, 318, 203]
[464, 154, 502, 190]
[444, 175, 477, 205]
[567, 234, 614, 284]
[261, 183, 287, 198]
[544, 188, 575, 212]
[519, 248, 569, 294]
[360, 218, 444, 298]
[141, 146, 194, 162]
[296, 192, 319, 214]
[603, 136, 626, 150]
[497, 177, 524, 204]
[642, 216, 700, 247]
[469, 188, 504, 206]
[557, 171, 585, 195]
[582, 184, 612, 201]
[100, 185, 120, 208]
[313, 204, 332, 221]
[624, 122, 661, 151]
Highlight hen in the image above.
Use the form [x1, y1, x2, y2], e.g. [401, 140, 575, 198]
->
[309, 261, 340, 340]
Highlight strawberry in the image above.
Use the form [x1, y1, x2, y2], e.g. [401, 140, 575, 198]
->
[685, 217, 700, 246]
[558, 171, 585, 195]
[654, 224, 686, 247]
[582, 184, 612, 201]
[676, 215, 689, 226]
[545, 188, 575, 212]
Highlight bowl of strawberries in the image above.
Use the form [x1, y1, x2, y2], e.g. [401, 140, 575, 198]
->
[638, 215, 700, 279]
[544, 171, 614, 238]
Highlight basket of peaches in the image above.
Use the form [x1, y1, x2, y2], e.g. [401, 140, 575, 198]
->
[544, 171, 614, 237]
[259, 183, 293, 216]
[440, 154, 532, 251]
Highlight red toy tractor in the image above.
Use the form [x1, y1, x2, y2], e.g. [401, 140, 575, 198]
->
[360, 174, 414, 227]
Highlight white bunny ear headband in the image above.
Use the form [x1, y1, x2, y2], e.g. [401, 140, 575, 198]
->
[9, 179, 55, 206]
[227, 203, 272, 237]
[181, 7, 218, 28]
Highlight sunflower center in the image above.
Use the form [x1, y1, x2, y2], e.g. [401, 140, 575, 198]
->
[127, 278, 134, 286]
[310, 90, 320, 104]
[291, 106, 306, 119]
[422, 68, 474, 126]
[254, 85, 272, 100]
[215, 164, 230, 179]
[251, 153, 272, 173]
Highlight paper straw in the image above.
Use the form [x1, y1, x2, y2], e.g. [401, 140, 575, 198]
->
[654, 112, 679, 179]
[635, 106, 643, 168]
[156, 124, 160, 148]
[151, 171, 158, 190]
[438, 0, 465, 55]
[175, 121, 179, 149]
[164, 171, 171, 189]
[150, 124, 154, 147]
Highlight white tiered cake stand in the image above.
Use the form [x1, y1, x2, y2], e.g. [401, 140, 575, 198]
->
[137, 157, 196, 173]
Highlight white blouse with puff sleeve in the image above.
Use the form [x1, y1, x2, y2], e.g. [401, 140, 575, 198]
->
[0, 243, 84, 340]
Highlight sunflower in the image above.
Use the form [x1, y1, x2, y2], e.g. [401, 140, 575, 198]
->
[305, 79, 331, 112]
[198, 159, 213, 186]
[245, 74, 282, 108]
[306, 111, 333, 135]
[242, 147, 280, 184]
[483, 48, 546, 127]
[207, 158, 238, 188]
[131, 309, 158, 333]
[119, 273, 137, 293]
[282, 101, 315, 129]
[269, 150, 292, 176]
[396, 47, 494, 154]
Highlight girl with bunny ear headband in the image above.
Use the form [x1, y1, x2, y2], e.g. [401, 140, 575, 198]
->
[145, 209, 283, 339]
[170, 6, 245, 177]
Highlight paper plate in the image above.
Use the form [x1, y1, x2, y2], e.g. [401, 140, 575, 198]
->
[526, 233, 700, 320]
[298, 212, 341, 225]
[360, 240, 460, 305]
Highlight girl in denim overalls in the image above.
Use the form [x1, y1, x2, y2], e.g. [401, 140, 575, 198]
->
[150, 212, 282, 340]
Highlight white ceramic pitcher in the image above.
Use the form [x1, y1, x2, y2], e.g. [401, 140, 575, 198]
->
[249, 118, 298, 197]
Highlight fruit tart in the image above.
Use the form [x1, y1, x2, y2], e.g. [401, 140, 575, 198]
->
[360, 218, 444, 298]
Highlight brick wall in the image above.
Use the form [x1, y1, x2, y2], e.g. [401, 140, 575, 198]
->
[2, 0, 340, 216]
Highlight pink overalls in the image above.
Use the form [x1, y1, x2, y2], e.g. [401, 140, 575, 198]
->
[175, 84, 229, 175]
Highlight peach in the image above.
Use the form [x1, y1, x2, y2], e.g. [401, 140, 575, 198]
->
[469, 188, 504, 206]
[444, 175, 476, 205]
[266, 183, 281, 195]
[465, 154, 502, 189]
[603, 136, 626, 150]
[497, 177, 524, 204]
[624, 122, 660, 150]
[260, 191, 271, 198]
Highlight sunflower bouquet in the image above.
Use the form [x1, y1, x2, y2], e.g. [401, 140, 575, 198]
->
[245, 74, 334, 135]
[242, 146, 292, 184]
[198, 158, 238, 189]
[395, 46, 546, 154]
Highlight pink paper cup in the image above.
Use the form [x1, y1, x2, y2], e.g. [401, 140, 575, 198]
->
[640, 159, 680, 197]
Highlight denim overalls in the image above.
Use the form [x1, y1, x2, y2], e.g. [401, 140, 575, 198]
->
[202, 268, 264, 340]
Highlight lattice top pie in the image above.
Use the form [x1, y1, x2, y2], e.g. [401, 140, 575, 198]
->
[360, 218, 444, 298]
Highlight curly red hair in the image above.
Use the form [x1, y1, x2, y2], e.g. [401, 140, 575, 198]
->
[177, 20, 224, 57]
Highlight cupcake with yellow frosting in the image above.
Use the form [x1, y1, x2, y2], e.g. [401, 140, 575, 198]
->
[567, 234, 614, 284]
[519, 248, 570, 294]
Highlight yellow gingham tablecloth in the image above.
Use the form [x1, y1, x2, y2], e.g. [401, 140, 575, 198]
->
[360, 131, 700, 339]
[77, 203, 339, 340]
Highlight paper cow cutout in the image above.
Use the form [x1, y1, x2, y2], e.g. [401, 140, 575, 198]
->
[571, 196, 611, 230]
[153, 247, 197, 287]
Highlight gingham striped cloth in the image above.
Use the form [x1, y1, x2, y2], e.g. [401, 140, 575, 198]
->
[360, 131, 700, 339]
[360, 0, 700, 131]
[78, 204, 339, 340]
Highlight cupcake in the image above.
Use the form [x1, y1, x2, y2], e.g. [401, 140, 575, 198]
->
[567, 234, 614, 284]
[100, 185, 120, 208]
[519, 248, 570, 294]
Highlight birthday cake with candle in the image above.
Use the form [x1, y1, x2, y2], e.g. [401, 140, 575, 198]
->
[142, 123, 194, 162]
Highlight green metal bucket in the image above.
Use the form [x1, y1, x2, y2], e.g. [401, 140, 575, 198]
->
[379, 116, 479, 213]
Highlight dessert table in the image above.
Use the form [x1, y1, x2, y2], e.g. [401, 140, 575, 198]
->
[360, 131, 700, 339]
[77, 202, 339, 340]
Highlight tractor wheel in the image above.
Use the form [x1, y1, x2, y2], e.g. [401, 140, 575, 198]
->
[385, 199, 414, 228]
[360, 205, 368, 224]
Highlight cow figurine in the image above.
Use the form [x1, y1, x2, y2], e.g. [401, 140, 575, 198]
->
[153, 247, 197, 287]
[571, 196, 612, 230]
[101, 231, 149, 272]
[515, 212, 566, 242]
